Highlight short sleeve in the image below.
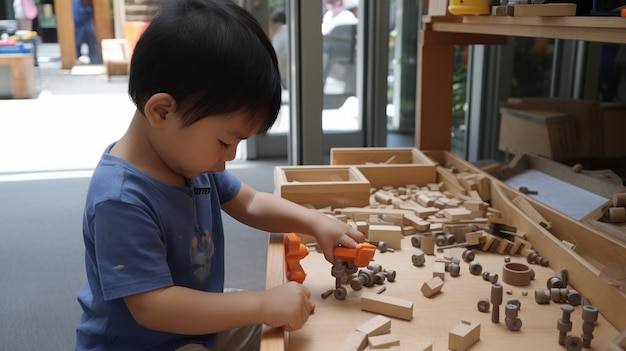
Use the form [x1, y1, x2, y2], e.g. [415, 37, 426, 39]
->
[93, 200, 174, 301]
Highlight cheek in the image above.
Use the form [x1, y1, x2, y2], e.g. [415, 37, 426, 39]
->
[167, 128, 220, 170]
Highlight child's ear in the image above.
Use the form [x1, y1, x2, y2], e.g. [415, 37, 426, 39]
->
[144, 93, 177, 128]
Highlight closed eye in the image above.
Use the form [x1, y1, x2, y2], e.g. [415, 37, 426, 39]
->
[219, 140, 231, 149]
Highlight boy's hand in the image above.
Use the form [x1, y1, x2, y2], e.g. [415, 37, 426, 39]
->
[315, 216, 366, 264]
[261, 282, 312, 331]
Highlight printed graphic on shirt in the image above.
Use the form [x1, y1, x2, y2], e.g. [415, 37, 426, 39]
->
[190, 225, 213, 288]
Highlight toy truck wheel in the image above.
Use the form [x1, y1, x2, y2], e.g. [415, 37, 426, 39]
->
[334, 287, 347, 300]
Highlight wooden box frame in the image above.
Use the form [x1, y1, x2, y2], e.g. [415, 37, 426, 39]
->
[274, 166, 371, 209]
[330, 147, 437, 189]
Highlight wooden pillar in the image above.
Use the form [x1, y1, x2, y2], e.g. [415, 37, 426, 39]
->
[93, 0, 113, 43]
[416, 28, 506, 151]
[416, 30, 455, 151]
[54, 0, 76, 69]
[54, 0, 113, 70]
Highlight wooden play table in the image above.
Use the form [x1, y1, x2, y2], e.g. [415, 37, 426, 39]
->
[261, 231, 621, 350]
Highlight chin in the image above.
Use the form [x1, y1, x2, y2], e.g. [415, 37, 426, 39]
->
[206, 166, 225, 173]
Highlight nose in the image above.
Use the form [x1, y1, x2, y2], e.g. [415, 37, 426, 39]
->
[223, 144, 238, 162]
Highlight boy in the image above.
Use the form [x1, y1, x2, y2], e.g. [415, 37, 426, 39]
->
[75, 0, 365, 350]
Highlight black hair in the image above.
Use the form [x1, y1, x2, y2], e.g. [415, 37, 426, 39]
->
[128, 0, 281, 134]
[270, 6, 286, 24]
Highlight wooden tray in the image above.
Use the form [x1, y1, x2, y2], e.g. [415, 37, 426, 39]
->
[330, 147, 437, 189]
[274, 165, 371, 209]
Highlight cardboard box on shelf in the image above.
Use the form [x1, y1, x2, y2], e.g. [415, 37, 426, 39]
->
[501, 98, 626, 160]
[498, 107, 577, 161]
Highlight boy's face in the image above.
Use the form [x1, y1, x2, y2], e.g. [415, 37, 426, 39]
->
[157, 111, 260, 178]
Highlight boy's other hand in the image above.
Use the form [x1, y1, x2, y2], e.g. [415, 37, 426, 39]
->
[262, 282, 312, 331]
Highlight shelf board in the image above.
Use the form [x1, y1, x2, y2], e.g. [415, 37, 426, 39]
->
[424, 15, 626, 44]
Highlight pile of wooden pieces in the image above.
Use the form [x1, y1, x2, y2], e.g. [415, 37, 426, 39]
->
[301, 177, 535, 259]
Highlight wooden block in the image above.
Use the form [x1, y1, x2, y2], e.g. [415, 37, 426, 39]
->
[341, 330, 368, 351]
[475, 175, 491, 202]
[368, 334, 401, 349]
[462, 200, 487, 212]
[481, 234, 496, 252]
[401, 340, 433, 351]
[433, 261, 446, 280]
[355, 315, 391, 337]
[421, 276, 444, 298]
[406, 213, 431, 231]
[449, 319, 480, 351]
[497, 239, 514, 255]
[443, 208, 473, 221]
[356, 220, 369, 234]
[402, 225, 417, 236]
[420, 233, 436, 255]
[511, 3, 576, 17]
[368, 225, 403, 250]
[361, 292, 414, 321]
[427, 0, 451, 16]
[487, 236, 502, 253]
[469, 190, 483, 201]
[465, 231, 483, 246]
[414, 207, 440, 219]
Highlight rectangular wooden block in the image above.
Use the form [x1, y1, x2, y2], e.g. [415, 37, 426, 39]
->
[340, 330, 368, 351]
[361, 292, 414, 321]
[465, 231, 483, 246]
[368, 224, 403, 250]
[511, 3, 577, 17]
[368, 334, 400, 349]
[401, 340, 433, 351]
[443, 208, 474, 221]
[355, 315, 391, 337]
[449, 319, 480, 351]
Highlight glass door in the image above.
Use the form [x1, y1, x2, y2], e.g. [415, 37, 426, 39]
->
[246, 0, 390, 165]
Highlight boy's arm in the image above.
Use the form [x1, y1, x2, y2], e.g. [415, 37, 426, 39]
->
[124, 281, 311, 334]
[222, 183, 365, 262]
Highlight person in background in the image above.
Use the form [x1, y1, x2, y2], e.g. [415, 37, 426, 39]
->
[73, 0, 102, 64]
[74, 0, 365, 350]
[13, 0, 38, 31]
[269, 6, 288, 89]
[321, 0, 357, 35]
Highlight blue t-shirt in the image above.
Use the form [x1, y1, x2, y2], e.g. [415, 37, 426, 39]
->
[76, 144, 241, 351]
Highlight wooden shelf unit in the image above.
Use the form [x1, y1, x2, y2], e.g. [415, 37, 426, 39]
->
[416, 15, 626, 152]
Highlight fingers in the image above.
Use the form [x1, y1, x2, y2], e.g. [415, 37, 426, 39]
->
[262, 282, 312, 331]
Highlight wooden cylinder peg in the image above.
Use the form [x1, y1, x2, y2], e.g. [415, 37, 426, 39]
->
[607, 207, 626, 223]
[613, 193, 626, 207]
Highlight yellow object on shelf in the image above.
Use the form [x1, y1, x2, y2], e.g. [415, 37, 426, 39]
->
[448, 0, 490, 15]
